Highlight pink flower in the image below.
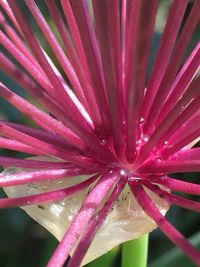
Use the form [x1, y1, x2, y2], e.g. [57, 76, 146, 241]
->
[0, 0, 200, 266]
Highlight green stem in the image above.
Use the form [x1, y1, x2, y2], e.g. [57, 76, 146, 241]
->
[86, 246, 120, 267]
[121, 234, 149, 267]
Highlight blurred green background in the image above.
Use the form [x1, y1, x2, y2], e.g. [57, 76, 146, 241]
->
[0, 1, 200, 266]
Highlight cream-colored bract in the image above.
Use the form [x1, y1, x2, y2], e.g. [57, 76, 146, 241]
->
[3, 159, 169, 266]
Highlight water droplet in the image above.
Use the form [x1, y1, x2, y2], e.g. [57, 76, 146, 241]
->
[68, 215, 74, 221]
[60, 201, 66, 207]
[94, 125, 109, 146]
[100, 139, 107, 145]
[136, 139, 142, 145]
[180, 105, 185, 112]
[155, 157, 162, 163]
[163, 140, 169, 149]
[140, 117, 145, 123]
[142, 134, 149, 142]
[182, 124, 186, 130]
[120, 169, 126, 176]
